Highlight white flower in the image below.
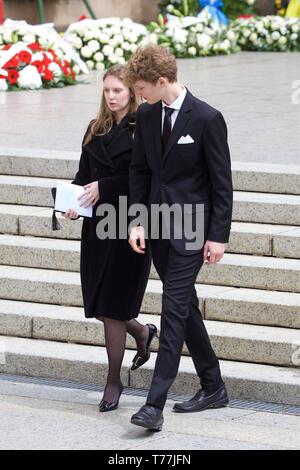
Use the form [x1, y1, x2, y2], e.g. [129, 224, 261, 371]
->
[197, 33, 211, 49]
[188, 46, 197, 56]
[102, 45, 114, 57]
[22, 33, 36, 44]
[127, 33, 138, 43]
[3, 30, 13, 42]
[227, 31, 236, 41]
[110, 26, 121, 35]
[292, 24, 300, 33]
[91, 29, 103, 40]
[99, 33, 110, 44]
[122, 41, 131, 51]
[81, 46, 93, 58]
[86, 60, 94, 70]
[174, 28, 188, 44]
[96, 62, 105, 72]
[68, 34, 83, 50]
[271, 22, 280, 31]
[94, 51, 104, 62]
[55, 49, 64, 59]
[130, 43, 138, 53]
[195, 23, 204, 33]
[88, 40, 100, 52]
[74, 37, 83, 49]
[255, 22, 264, 32]
[17, 65, 42, 89]
[83, 30, 94, 41]
[246, 0, 256, 5]
[115, 47, 124, 57]
[278, 36, 287, 45]
[0, 78, 8, 91]
[220, 39, 231, 50]
[271, 31, 280, 41]
[38, 37, 49, 48]
[250, 33, 258, 42]
[290, 33, 298, 41]
[113, 34, 124, 45]
[109, 54, 118, 64]
[103, 28, 112, 37]
[73, 65, 81, 75]
[48, 62, 62, 78]
[31, 52, 44, 62]
[45, 51, 55, 60]
[243, 29, 251, 38]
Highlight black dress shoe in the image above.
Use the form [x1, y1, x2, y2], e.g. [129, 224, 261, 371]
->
[131, 324, 158, 371]
[173, 384, 229, 413]
[99, 384, 123, 413]
[131, 405, 164, 432]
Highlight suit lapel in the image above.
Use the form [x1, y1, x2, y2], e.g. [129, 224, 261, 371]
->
[151, 102, 163, 166]
[162, 90, 193, 165]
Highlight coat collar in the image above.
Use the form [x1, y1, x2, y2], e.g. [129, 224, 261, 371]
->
[83, 112, 135, 169]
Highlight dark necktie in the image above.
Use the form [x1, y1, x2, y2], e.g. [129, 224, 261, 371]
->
[162, 107, 174, 154]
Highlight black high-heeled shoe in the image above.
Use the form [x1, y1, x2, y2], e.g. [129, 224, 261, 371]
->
[98, 383, 123, 413]
[131, 324, 158, 371]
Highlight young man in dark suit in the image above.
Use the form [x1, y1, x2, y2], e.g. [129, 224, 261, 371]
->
[124, 45, 233, 432]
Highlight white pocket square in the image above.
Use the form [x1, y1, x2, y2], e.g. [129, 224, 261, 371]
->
[177, 134, 194, 144]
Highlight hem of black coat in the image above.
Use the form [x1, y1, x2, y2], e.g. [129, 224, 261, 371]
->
[84, 311, 140, 321]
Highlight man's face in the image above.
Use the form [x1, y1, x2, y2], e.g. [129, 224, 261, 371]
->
[134, 79, 164, 104]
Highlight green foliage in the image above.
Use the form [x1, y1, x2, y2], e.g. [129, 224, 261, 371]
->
[223, 1, 257, 19]
[159, 0, 200, 17]
[159, 1, 258, 19]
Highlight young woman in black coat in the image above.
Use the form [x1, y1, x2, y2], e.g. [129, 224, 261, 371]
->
[63, 65, 157, 412]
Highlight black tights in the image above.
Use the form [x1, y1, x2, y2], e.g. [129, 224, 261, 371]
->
[97, 317, 149, 403]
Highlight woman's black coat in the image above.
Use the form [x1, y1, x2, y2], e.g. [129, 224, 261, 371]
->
[72, 113, 151, 320]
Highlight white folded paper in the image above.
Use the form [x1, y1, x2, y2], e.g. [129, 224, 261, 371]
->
[55, 181, 93, 218]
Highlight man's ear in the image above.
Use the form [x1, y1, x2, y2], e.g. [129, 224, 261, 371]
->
[158, 77, 167, 87]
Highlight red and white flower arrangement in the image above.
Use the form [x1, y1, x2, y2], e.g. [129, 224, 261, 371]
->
[0, 41, 78, 91]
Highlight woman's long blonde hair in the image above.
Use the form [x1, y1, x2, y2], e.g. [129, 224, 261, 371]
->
[83, 65, 138, 145]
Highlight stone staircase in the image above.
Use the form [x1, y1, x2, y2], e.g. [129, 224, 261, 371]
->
[0, 147, 299, 405]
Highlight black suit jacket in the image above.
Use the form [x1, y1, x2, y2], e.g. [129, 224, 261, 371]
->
[129, 90, 233, 255]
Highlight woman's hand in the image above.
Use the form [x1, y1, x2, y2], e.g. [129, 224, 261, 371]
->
[78, 181, 100, 208]
[63, 209, 79, 219]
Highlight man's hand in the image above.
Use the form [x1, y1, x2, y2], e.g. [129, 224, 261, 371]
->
[129, 226, 146, 254]
[77, 181, 100, 208]
[203, 241, 225, 264]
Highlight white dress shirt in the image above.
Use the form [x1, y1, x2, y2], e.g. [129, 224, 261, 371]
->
[161, 86, 187, 133]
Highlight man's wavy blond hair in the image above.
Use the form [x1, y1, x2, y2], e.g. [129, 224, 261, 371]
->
[123, 45, 178, 88]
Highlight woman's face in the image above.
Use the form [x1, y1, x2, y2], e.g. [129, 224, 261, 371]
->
[103, 75, 131, 114]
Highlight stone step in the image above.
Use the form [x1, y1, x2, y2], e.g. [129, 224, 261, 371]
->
[233, 192, 300, 225]
[1, 204, 300, 258]
[0, 175, 300, 225]
[1, 149, 299, 195]
[0, 266, 299, 329]
[231, 162, 300, 195]
[0, 299, 299, 368]
[0, 147, 79, 180]
[0, 175, 63, 207]
[0, 235, 299, 292]
[0, 335, 299, 405]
